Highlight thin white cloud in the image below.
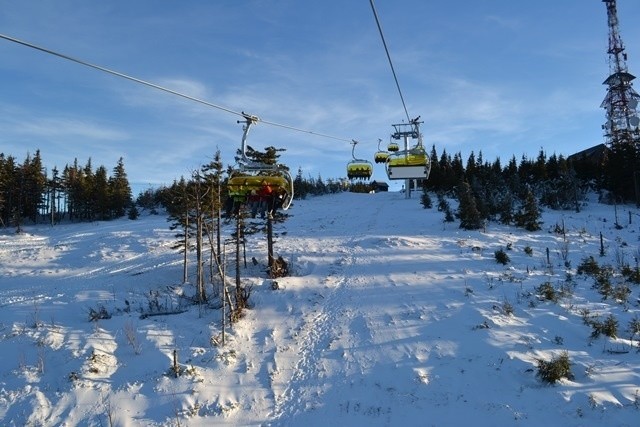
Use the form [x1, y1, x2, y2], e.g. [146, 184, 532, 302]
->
[1, 109, 128, 141]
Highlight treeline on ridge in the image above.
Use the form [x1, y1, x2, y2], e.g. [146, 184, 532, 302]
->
[0, 142, 633, 232]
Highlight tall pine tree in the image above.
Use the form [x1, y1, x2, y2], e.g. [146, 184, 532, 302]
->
[456, 180, 483, 230]
[109, 157, 132, 218]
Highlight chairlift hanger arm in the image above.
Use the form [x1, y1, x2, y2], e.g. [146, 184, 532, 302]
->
[351, 140, 359, 160]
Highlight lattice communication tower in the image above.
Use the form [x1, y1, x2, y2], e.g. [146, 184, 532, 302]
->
[601, 0, 640, 147]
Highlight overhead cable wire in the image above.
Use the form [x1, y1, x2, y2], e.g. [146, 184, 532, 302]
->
[368, 0, 411, 124]
[0, 33, 353, 143]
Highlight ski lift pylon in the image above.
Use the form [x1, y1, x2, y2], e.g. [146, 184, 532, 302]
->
[385, 119, 431, 180]
[385, 144, 431, 180]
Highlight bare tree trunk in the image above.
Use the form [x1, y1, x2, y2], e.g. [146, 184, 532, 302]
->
[235, 215, 241, 293]
[267, 213, 274, 277]
[49, 185, 55, 226]
[196, 210, 205, 302]
[182, 210, 188, 284]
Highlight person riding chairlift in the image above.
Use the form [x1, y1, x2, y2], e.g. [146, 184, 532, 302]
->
[248, 189, 261, 218]
[258, 182, 274, 218]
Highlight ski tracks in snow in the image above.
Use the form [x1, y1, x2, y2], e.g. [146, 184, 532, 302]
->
[270, 197, 383, 422]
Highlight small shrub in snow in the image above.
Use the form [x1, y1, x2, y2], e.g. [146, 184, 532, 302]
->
[611, 283, 631, 305]
[501, 299, 514, 316]
[524, 246, 533, 256]
[270, 256, 289, 278]
[536, 351, 573, 384]
[123, 321, 142, 355]
[552, 222, 565, 235]
[494, 248, 510, 265]
[628, 316, 640, 345]
[557, 280, 575, 301]
[88, 305, 111, 322]
[602, 314, 619, 338]
[580, 308, 596, 326]
[590, 314, 619, 339]
[577, 256, 600, 276]
[472, 320, 491, 330]
[535, 282, 558, 303]
[437, 194, 455, 222]
[621, 265, 640, 284]
[592, 267, 615, 300]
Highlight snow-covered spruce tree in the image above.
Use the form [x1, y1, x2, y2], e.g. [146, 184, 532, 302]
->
[436, 193, 455, 222]
[127, 204, 139, 220]
[515, 189, 542, 231]
[497, 192, 515, 225]
[420, 187, 432, 209]
[456, 180, 483, 230]
[540, 169, 584, 212]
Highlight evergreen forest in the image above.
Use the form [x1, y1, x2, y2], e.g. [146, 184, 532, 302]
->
[0, 143, 635, 235]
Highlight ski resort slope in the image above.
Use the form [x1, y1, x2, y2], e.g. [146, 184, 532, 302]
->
[0, 191, 639, 426]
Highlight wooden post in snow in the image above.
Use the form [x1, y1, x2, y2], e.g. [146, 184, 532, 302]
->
[267, 212, 274, 278]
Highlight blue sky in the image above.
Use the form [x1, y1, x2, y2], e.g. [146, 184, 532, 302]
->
[1, 1, 639, 193]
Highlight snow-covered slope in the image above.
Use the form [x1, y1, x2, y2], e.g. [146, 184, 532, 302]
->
[0, 191, 639, 426]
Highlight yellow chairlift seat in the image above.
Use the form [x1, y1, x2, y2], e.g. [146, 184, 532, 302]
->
[387, 148, 428, 167]
[387, 142, 400, 152]
[385, 147, 431, 180]
[347, 140, 373, 180]
[227, 114, 295, 211]
[347, 161, 373, 180]
[227, 174, 290, 198]
[374, 151, 390, 164]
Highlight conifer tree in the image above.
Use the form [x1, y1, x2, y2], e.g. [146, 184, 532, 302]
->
[127, 204, 139, 220]
[293, 167, 308, 200]
[438, 150, 455, 192]
[451, 152, 465, 185]
[603, 143, 639, 203]
[167, 177, 192, 284]
[94, 165, 110, 220]
[201, 150, 224, 279]
[437, 193, 455, 222]
[21, 150, 46, 223]
[456, 180, 483, 230]
[0, 154, 18, 227]
[47, 166, 63, 225]
[109, 157, 132, 218]
[465, 151, 477, 181]
[515, 189, 542, 231]
[533, 148, 548, 182]
[82, 158, 95, 220]
[420, 186, 432, 209]
[425, 145, 441, 192]
[63, 160, 83, 221]
[498, 192, 515, 225]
